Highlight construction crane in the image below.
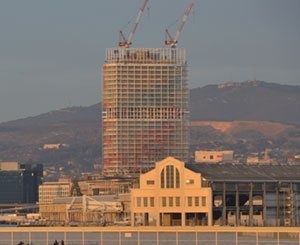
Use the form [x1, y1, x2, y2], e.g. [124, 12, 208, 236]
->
[119, 0, 149, 48]
[165, 0, 195, 48]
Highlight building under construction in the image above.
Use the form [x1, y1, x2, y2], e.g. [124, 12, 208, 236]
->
[101, 0, 194, 175]
[102, 48, 189, 175]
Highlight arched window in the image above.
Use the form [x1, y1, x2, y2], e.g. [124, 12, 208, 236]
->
[176, 168, 180, 188]
[160, 168, 165, 188]
[160, 165, 180, 188]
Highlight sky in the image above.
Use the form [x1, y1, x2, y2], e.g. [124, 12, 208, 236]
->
[0, 0, 299, 122]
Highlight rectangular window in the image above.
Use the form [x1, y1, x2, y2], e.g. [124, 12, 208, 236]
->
[185, 179, 194, 184]
[169, 197, 173, 207]
[188, 196, 193, 207]
[162, 197, 167, 207]
[150, 197, 154, 207]
[202, 196, 206, 207]
[143, 197, 148, 207]
[195, 197, 200, 206]
[137, 197, 141, 207]
[175, 197, 180, 207]
[147, 180, 155, 185]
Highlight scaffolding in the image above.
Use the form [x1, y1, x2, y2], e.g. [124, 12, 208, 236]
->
[102, 48, 189, 175]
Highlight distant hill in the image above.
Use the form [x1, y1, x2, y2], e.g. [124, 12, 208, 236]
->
[0, 81, 299, 174]
[190, 80, 300, 125]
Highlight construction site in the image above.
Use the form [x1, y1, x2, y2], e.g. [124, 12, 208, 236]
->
[102, 0, 193, 175]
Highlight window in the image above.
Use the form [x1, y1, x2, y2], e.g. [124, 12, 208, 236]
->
[195, 197, 200, 206]
[150, 197, 154, 207]
[185, 179, 194, 184]
[143, 197, 148, 207]
[169, 197, 173, 207]
[160, 165, 180, 189]
[202, 196, 206, 207]
[176, 168, 180, 188]
[188, 197, 193, 207]
[137, 197, 141, 207]
[147, 180, 155, 185]
[161, 169, 165, 188]
[175, 197, 180, 207]
[166, 165, 174, 188]
[162, 197, 167, 207]
[210, 155, 214, 160]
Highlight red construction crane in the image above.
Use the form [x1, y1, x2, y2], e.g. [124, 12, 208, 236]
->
[119, 0, 149, 48]
[165, 0, 195, 48]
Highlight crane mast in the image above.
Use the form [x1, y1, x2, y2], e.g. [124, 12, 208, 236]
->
[165, 0, 195, 48]
[119, 0, 149, 48]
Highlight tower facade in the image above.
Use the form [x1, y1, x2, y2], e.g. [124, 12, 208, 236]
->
[102, 48, 189, 175]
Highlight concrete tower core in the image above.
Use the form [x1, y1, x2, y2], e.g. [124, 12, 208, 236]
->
[102, 48, 189, 175]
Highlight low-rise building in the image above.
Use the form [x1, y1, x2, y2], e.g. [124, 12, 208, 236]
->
[131, 157, 212, 226]
[195, 150, 234, 163]
[39, 194, 130, 225]
[79, 177, 135, 196]
[39, 180, 72, 205]
[43, 144, 69, 150]
[131, 157, 300, 227]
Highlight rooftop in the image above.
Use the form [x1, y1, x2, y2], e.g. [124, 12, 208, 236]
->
[186, 163, 300, 182]
[105, 47, 186, 64]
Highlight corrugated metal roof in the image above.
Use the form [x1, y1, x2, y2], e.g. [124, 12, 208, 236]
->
[186, 164, 300, 182]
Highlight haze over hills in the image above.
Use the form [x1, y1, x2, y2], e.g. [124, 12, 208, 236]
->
[0, 81, 299, 174]
[190, 80, 300, 125]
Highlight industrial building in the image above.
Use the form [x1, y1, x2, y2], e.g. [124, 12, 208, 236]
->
[0, 162, 43, 204]
[131, 157, 300, 227]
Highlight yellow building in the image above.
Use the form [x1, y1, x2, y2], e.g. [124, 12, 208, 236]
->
[39, 180, 72, 205]
[39, 195, 130, 226]
[131, 157, 212, 226]
[78, 177, 135, 196]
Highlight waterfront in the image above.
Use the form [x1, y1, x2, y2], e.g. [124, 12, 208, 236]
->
[0, 226, 299, 244]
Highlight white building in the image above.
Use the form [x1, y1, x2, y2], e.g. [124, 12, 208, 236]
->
[195, 150, 234, 163]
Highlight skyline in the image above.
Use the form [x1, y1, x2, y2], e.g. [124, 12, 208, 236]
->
[0, 0, 300, 122]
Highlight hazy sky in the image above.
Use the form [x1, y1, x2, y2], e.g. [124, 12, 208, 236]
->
[0, 0, 299, 122]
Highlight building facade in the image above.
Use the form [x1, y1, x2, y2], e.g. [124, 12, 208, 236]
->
[102, 48, 189, 175]
[131, 157, 212, 226]
[187, 164, 300, 227]
[195, 150, 234, 163]
[39, 194, 130, 226]
[0, 162, 43, 204]
[39, 180, 72, 205]
[78, 177, 136, 196]
[131, 157, 300, 227]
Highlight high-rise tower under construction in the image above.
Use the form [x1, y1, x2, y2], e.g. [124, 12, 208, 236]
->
[102, 48, 189, 175]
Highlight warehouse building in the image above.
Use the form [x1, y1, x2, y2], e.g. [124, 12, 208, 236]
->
[131, 157, 300, 227]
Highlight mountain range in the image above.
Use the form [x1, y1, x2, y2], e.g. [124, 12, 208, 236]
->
[0, 81, 299, 175]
